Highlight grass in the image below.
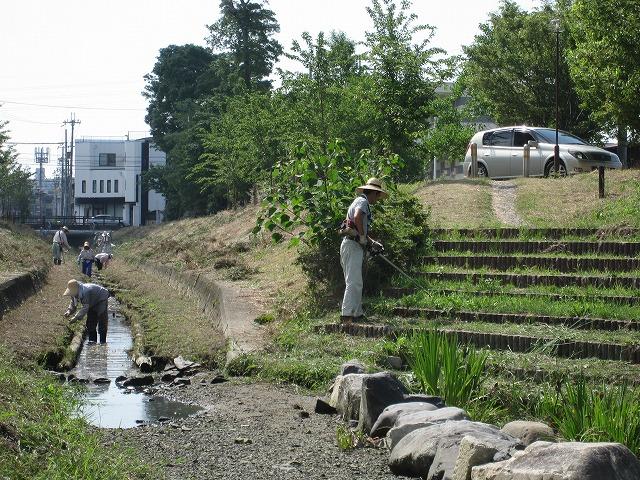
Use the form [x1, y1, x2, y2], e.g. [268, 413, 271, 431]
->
[374, 289, 640, 321]
[515, 169, 640, 228]
[0, 346, 157, 480]
[412, 179, 500, 228]
[101, 263, 226, 368]
[0, 222, 49, 273]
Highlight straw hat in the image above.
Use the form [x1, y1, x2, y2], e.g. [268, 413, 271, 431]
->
[63, 279, 79, 297]
[83, 241, 90, 248]
[62, 226, 69, 232]
[356, 177, 388, 199]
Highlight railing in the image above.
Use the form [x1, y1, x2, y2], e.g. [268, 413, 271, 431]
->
[20, 216, 125, 230]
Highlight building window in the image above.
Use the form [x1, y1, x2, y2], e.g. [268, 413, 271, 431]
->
[114, 179, 119, 193]
[99, 153, 116, 167]
[107, 180, 111, 193]
[100, 180, 104, 193]
[82, 180, 86, 193]
[92, 180, 97, 193]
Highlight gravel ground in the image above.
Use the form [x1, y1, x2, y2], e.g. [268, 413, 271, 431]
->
[491, 181, 525, 227]
[100, 377, 409, 480]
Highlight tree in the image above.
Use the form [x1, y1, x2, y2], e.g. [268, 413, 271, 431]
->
[0, 118, 33, 218]
[568, 0, 640, 163]
[207, 0, 282, 91]
[363, 0, 451, 179]
[462, 1, 597, 140]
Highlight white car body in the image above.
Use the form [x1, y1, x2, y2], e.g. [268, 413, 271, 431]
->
[463, 126, 622, 178]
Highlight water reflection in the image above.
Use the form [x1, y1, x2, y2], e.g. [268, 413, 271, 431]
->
[73, 298, 203, 428]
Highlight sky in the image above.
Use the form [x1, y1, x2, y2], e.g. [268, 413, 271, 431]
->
[0, 0, 539, 177]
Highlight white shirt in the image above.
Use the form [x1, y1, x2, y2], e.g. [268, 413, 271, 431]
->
[52, 230, 69, 248]
[346, 194, 371, 238]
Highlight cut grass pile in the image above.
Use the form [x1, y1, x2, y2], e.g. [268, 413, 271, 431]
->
[0, 346, 156, 480]
[0, 222, 49, 273]
[101, 263, 226, 368]
[515, 169, 640, 228]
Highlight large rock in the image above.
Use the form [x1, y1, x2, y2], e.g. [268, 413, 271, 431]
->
[357, 372, 409, 433]
[471, 441, 640, 480]
[340, 359, 365, 375]
[500, 421, 556, 446]
[453, 435, 502, 480]
[370, 402, 440, 438]
[386, 407, 471, 451]
[329, 374, 366, 421]
[389, 420, 521, 479]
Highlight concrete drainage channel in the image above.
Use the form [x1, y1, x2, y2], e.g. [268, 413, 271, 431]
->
[63, 296, 204, 428]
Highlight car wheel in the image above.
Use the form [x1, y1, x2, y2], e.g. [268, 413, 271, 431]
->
[544, 160, 567, 177]
[477, 164, 488, 177]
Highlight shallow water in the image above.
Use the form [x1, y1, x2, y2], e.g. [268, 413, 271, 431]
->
[72, 297, 203, 428]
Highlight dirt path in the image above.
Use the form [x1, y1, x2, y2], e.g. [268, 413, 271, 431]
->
[490, 180, 526, 227]
[102, 379, 407, 480]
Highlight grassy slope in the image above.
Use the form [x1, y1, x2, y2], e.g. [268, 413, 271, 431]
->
[0, 223, 49, 273]
[515, 168, 640, 228]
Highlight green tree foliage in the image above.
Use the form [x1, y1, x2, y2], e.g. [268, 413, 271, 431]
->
[421, 95, 476, 171]
[462, 1, 597, 140]
[193, 92, 287, 207]
[0, 119, 33, 218]
[568, 0, 640, 139]
[363, 0, 451, 179]
[207, 0, 282, 90]
[256, 140, 430, 295]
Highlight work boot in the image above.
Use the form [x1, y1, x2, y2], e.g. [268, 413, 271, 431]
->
[340, 315, 353, 324]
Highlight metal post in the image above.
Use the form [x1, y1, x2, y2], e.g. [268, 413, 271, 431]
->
[554, 22, 560, 175]
[432, 156, 437, 181]
[598, 166, 605, 198]
[523, 144, 530, 177]
[470, 143, 478, 178]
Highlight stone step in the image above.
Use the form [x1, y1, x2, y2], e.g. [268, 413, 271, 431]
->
[417, 271, 640, 289]
[432, 239, 640, 256]
[384, 287, 640, 306]
[321, 323, 640, 363]
[429, 227, 640, 239]
[390, 306, 638, 331]
[422, 255, 640, 273]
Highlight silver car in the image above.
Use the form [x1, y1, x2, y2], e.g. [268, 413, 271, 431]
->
[463, 126, 622, 178]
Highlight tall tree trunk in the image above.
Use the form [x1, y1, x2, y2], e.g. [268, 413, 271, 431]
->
[616, 124, 628, 169]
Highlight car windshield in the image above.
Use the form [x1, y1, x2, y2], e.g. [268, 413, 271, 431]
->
[533, 128, 587, 145]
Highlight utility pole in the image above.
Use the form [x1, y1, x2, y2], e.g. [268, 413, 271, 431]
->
[34, 147, 49, 221]
[62, 114, 80, 217]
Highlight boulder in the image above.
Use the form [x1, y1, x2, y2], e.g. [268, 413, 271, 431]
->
[389, 420, 521, 479]
[452, 435, 502, 480]
[370, 402, 440, 438]
[387, 407, 470, 450]
[340, 360, 365, 375]
[500, 421, 556, 446]
[357, 372, 409, 433]
[329, 374, 366, 421]
[122, 375, 154, 387]
[315, 398, 338, 415]
[404, 394, 446, 408]
[471, 441, 640, 480]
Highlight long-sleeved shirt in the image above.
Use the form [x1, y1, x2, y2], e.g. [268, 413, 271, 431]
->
[77, 248, 95, 262]
[66, 282, 110, 320]
[52, 230, 70, 249]
[94, 253, 112, 267]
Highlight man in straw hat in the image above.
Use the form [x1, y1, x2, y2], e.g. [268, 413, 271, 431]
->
[51, 226, 70, 265]
[339, 177, 387, 323]
[63, 279, 110, 344]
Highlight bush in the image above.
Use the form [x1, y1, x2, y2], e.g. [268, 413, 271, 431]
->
[257, 140, 430, 300]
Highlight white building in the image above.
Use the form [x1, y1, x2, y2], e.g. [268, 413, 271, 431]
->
[73, 137, 166, 226]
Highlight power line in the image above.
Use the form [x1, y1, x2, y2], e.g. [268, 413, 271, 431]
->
[0, 99, 145, 112]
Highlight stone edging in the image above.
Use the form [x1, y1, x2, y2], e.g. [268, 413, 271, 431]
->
[119, 261, 264, 365]
[0, 268, 48, 320]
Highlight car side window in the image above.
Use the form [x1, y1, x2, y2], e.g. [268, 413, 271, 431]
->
[487, 130, 512, 147]
[514, 131, 536, 147]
